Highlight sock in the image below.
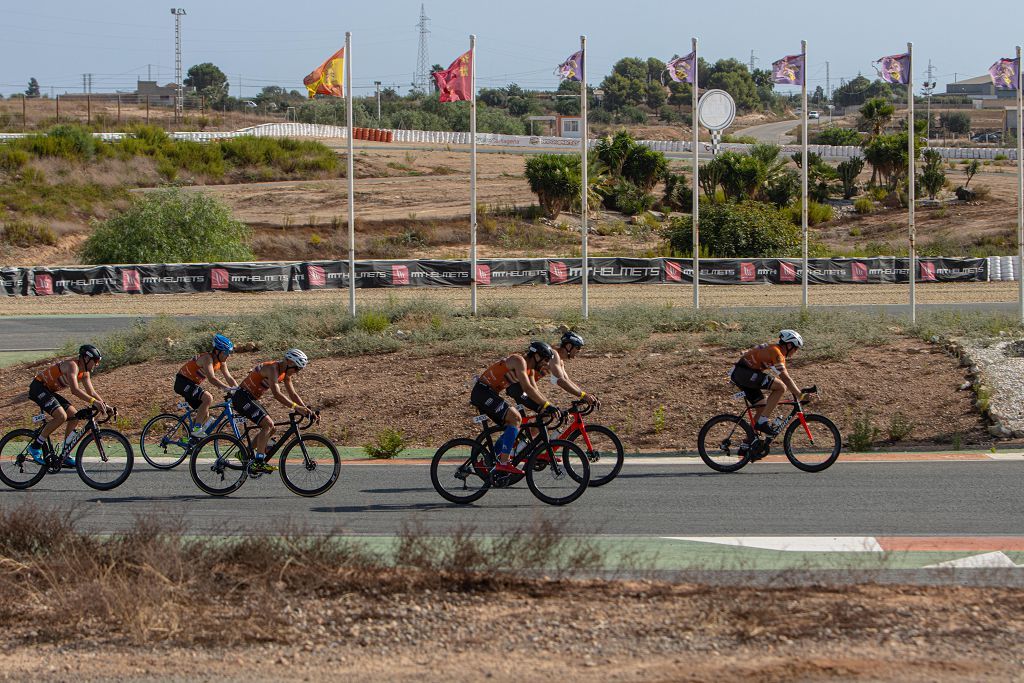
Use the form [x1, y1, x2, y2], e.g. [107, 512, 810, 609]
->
[202, 418, 216, 431]
[495, 426, 520, 458]
[756, 416, 769, 425]
[33, 436, 44, 446]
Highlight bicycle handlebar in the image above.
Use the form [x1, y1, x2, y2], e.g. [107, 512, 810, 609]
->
[568, 400, 596, 417]
[75, 404, 116, 424]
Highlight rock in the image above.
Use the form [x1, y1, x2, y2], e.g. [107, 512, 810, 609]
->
[394, 330, 410, 340]
[236, 341, 260, 352]
[955, 186, 976, 201]
[989, 424, 1012, 438]
[906, 348, 922, 354]
[930, 335, 940, 344]
[647, 210, 666, 220]
[958, 381, 972, 391]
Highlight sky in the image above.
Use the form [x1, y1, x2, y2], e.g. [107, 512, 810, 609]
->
[1, 0, 1020, 98]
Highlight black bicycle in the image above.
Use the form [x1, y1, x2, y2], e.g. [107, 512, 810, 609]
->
[0, 406, 133, 491]
[188, 410, 340, 497]
[697, 385, 842, 473]
[430, 407, 590, 506]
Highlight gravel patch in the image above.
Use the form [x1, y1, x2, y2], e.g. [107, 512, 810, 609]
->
[958, 337, 1024, 438]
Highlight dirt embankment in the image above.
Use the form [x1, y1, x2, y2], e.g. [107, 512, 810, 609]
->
[0, 337, 983, 450]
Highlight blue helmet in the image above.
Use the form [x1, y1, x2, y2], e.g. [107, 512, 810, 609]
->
[213, 334, 234, 354]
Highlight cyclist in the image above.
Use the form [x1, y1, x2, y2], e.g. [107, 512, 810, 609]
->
[471, 341, 558, 473]
[174, 334, 238, 440]
[232, 348, 313, 473]
[730, 329, 804, 436]
[26, 344, 111, 466]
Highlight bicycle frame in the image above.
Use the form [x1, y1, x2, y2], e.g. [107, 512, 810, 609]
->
[231, 411, 319, 461]
[32, 406, 112, 468]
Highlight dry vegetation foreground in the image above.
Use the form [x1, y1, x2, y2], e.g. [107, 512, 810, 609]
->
[0, 509, 1020, 682]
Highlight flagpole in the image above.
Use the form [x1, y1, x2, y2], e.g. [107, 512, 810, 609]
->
[580, 34, 589, 320]
[470, 34, 478, 316]
[801, 39, 809, 310]
[907, 42, 916, 326]
[345, 31, 356, 317]
[1017, 45, 1023, 322]
[692, 37, 700, 310]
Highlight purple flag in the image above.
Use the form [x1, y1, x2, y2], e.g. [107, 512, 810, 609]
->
[771, 54, 805, 85]
[557, 50, 584, 82]
[874, 53, 911, 84]
[666, 51, 696, 84]
[989, 57, 1020, 90]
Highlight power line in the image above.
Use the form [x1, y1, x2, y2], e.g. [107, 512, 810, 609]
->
[413, 4, 431, 93]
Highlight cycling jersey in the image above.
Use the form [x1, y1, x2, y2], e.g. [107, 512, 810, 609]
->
[240, 361, 285, 399]
[738, 343, 787, 374]
[178, 354, 222, 384]
[479, 356, 523, 392]
[34, 359, 85, 393]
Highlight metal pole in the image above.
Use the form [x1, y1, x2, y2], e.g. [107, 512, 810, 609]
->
[117, 94, 121, 124]
[1017, 45, 1023, 322]
[146, 95, 150, 124]
[801, 40, 809, 309]
[56, 94, 59, 123]
[346, 32, 357, 317]
[375, 81, 382, 121]
[22, 95, 26, 131]
[692, 37, 700, 310]
[580, 35, 589, 319]
[87, 93, 91, 125]
[908, 42, 916, 326]
[470, 35, 478, 315]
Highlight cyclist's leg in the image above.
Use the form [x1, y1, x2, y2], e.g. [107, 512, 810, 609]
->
[174, 374, 207, 431]
[231, 389, 270, 456]
[505, 384, 540, 443]
[470, 382, 519, 465]
[196, 391, 214, 430]
[730, 365, 770, 422]
[759, 378, 786, 427]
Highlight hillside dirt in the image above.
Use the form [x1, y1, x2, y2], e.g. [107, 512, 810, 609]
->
[0, 336, 984, 451]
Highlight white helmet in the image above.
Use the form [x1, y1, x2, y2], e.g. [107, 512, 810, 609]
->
[284, 348, 309, 369]
[779, 329, 804, 349]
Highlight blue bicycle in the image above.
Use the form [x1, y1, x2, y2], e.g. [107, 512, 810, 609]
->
[139, 394, 245, 470]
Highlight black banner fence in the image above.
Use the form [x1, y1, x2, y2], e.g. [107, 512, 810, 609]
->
[0, 257, 988, 297]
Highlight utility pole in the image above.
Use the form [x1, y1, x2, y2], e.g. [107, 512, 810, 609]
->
[171, 8, 186, 121]
[825, 61, 830, 100]
[87, 73, 93, 94]
[374, 80, 382, 121]
[413, 4, 431, 92]
[749, 50, 758, 73]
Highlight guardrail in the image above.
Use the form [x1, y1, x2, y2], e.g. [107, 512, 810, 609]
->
[0, 123, 1017, 160]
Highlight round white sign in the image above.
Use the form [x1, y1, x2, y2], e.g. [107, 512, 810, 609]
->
[697, 89, 736, 131]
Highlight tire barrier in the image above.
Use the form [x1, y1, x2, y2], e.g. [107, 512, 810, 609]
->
[0, 256, 989, 297]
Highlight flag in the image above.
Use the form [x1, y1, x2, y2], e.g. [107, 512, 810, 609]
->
[433, 50, 473, 102]
[874, 53, 911, 84]
[557, 50, 584, 82]
[303, 47, 345, 98]
[771, 54, 805, 85]
[666, 51, 696, 84]
[989, 57, 1020, 90]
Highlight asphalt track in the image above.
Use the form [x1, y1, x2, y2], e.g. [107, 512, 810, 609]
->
[5, 458, 1022, 537]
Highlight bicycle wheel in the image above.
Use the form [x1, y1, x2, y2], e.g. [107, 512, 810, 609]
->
[565, 424, 624, 487]
[784, 414, 842, 473]
[139, 413, 191, 470]
[430, 438, 490, 504]
[278, 434, 340, 497]
[697, 415, 755, 473]
[0, 429, 47, 490]
[474, 425, 526, 487]
[189, 433, 248, 496]
[76, 429, 134, 491]
[525, 439, 589, 506]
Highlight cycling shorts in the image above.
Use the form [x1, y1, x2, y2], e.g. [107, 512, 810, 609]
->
[173, 373, 206, 410]
[231, 387, 269, 425]
[505, 382, 541, 412]
[28, 378, 71, 415]
[470, 381, 511, 424]
[730, 363, 775, 404]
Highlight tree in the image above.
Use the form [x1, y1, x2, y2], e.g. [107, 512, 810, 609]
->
[863, 132, 918, 189]
[860, 98, 895, 137]
[940, 111, 971, 136]
[836, 157, 865, 199]
[812, 85, 825, 104]
[704, 59, 759, 110]
[600, 58, 648, 111]
[185, 62, 229, 106]
[524, 154, 581, 219]
[429, 64, 444, 93]
[919, 149, 946, 199]
[963, 159, 980, 187]
[833, 76, 892, 108]
[25, 78, 40, 98]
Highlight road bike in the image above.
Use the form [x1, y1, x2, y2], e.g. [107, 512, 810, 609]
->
[430, 407, 590, 506]
[139, 395, 246, 470]
[473, 400, 623, 487]
[696, 385, 842, 473]
[188, 410, 340, 497]
[0, 406, 133, 491]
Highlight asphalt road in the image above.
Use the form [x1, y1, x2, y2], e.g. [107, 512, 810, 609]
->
[734, 119, 799, 143]
[5, 460, 1021, 536]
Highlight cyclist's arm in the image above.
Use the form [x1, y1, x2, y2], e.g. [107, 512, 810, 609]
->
[508, 356, 549, 408]
[778, 367, 801, 397]
[548, 357, 585, 398]
[219, 363, 239, 388]
[202, 357, 232, 391]
[281, 375, 311, 414]
[69, 370, 107, 413]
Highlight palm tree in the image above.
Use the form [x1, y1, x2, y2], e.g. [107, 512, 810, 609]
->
[859, 98, 895, 138]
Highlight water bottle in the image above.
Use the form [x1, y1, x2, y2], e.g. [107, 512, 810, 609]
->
[267, 438, 278, 453]
[770, 416, 785, 434]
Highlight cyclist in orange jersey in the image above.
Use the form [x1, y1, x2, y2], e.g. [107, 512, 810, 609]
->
[231, 348, 313, 473]
[26, 344, 110, 466]
[730, 329, 804, 434]
[470, 341, 558, 473]
[174, 334, 238, 440]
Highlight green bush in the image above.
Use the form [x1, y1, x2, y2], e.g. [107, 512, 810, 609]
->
[356, 311, 390, 334]
[0, 146, 29, 173]
[848, 414, 880, 452]
[363, 428, 407, 459]
[524, 154, 581, 219]
[609, 180, 654, 216]
[836, 156, 865, 199]
[765, 169, 800, 208]
[1, 220, 57, 247]
[781, 201, 834, 226]
[80, 187, 252, 265]
[18, 124, 97, 160]
[816, 127, 863, 146]
[661, 172, 692, 212]
[664, 201, 800, 257]
[621, 145, 669, 192]
[919, 149, 946, 199]
[853, 197, 874, 214]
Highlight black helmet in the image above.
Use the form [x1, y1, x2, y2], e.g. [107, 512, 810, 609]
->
[78, 344, 102, 361]
[527, 340, 554, 361]
[560, 331, 585, 349]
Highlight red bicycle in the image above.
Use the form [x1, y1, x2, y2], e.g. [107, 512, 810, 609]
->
[474, 400, 623, 487]
[696, 385, 842, 473]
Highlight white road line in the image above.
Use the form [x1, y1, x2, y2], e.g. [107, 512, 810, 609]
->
[661, 536, 885, 552]
[926, 552, 1021, 569]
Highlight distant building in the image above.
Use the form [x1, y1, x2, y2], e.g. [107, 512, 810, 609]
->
[135, 80, 181, 106]
[557, 115, 582, 138]
[945, 75, 1015, 100]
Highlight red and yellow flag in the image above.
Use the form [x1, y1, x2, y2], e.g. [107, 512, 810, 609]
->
[303, 47, 345, 99]
[433, 50, 472, 102]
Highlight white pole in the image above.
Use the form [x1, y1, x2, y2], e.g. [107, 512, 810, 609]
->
[1017, 45, 1023, 322]
[346, 32, 356, 317]
[692, 37, 700, 310]
[907, 42, 916, 326]
[801, 40, 809, 309]
[580, 35, 589, 320]
[470, 35, 478, 315]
